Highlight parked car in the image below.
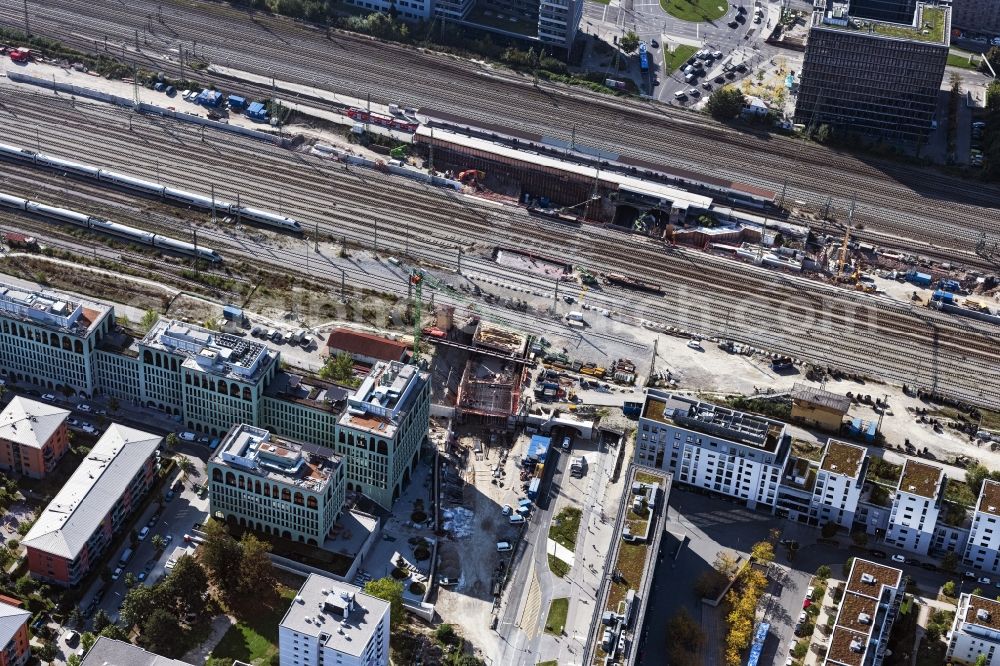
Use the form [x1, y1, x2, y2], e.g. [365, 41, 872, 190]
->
[805, 585, 815, 600]
[41, 393, 55, 401]
[77, 403, 91, 412]
[81, 423, 98, 435]
[687, 339, 703, 349]
[63, 630, 80, 647]
[164, 534, 174, 546]
[138, 527, 150, 541]
[501, 505, 512, 516]
[438, 576, 458, 586]
[178, 431, 196, 442]
[980, 577, 993, 585]
[165, 490, 175, 502]
[891, 554, 905, 563]
[111, 567, 123, 581]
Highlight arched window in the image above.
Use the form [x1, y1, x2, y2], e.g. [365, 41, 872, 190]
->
[307, 496, 318, 510]
[62, 337, 71, 351]
[230, 384, 239, 397]
[293, 492, 304, 506]
[212, 469, 223, 482]
[255, 480, 262, 495]
[143, 350, 152, 363]
[225, 472, 236, 487]
[74, 340, 83, 354]
[378, 440, 388, 456]
[281, 488, 291, 502]
[216, 381, 227, 395]
[243, 387, 252, 401]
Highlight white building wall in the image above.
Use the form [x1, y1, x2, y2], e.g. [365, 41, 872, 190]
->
[279, 626, 320, 666]
[812, 470, 861, 528]
[885, 491, 939, 555]
[948, 632, 1000, 665]
[965, 511, 1000, 573]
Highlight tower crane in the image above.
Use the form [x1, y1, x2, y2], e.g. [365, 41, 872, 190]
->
[836, 199, 856, 277]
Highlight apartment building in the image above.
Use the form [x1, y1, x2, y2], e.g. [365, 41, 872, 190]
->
[22, 425, 161, 585]
[794, 2, 950, 142]
[261, 373, 346, 449]
[209, 424, 345, 545]
[947, 593, 1000, 665]
[634, 391, 790, 511]
[336, 361, 429, 509]
[814, 440, 868, 529]
[824, 558, 903, 666]
[884, 459, 944, 555]
[0, 600, 30, 666]
[965, 480, 1000, 573]
[0, 397, 70, 479]
[81, 637, 193, 665]
[0, 281, 114, 397]
[951, 0, 1000, 37]
[279, 574, 390, 666]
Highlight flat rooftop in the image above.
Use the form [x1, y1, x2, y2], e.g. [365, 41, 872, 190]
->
[264, 371, 348, 414]
[22, 424, 161, 559]
[141, 319, 275, 382]
[340, 361, 426, 438]
[0, 282, 109, 337]
[898, 459, 943, 500]
[0, 396, 69, 448]
[820, 439, 867, 478]
[415, 126, 714, 211]
[642, 391, 785, 453]
[825, 558, 902, 666]
[813, 2, 949, 45]
[213, 424, 340, 494]
[280, 574, 389, 657]
[978, 479, 1000, 517]
[960, 593, 1000, 634]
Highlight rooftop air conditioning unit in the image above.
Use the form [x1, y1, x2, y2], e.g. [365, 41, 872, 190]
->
[850, 639, 863, 653]
[860, 573, 876, 584]
[858, 612, 871, 624]
[978, 608, 991, 622]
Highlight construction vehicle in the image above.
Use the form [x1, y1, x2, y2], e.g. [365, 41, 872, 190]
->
[389, 145, 407, 160]
[409, 270, 424, 365]
[580, 364, 606, 378]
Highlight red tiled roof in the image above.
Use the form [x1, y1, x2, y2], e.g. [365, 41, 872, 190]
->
[325, 328, 408, 363]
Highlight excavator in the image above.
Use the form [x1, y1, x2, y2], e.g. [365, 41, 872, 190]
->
[457, 169, 486, 189]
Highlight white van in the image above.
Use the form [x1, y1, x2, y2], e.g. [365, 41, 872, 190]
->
[509, 514, 526, 525]
[496, 541, 512, 552]
[674, 91, 687, 99]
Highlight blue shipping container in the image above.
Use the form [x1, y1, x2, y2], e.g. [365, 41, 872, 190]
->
[527, 435, 551, 463]
[527, 477, 541, 499]
[623, 401, 642, 418]
[746, 622, 769, 666]
[227, 95, 247, 110]
[939, 279, 961, 292]
[932, 290, 955, 304]
[246, 101, 269, 121]
[908, 271, 932, 286]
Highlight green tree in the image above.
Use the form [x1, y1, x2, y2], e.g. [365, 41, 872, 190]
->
[942, 551, 959, 573]
[713, 550, 740, 577]
[364, 577, 404, 628]
[238, 532, 278, 606]
[163, 555, 209, 616]
[142, 608, 182, 654]
[68, 656, 81, 666]
[705, 88, 746, 121]
[151, 534, 167, 552]
[435, 623, 456, 644]
[816, 565, 832, 580]
[92, 609, 112, 633]
[177, 457, 195, 476]
[200, 520, 243, 598]
[666, 607, 704, 665]
[80, 631, 96, 656]
[165, 433, 179, 451]
[815, 123, 833, 144]
[120, 584, 161, 629]
[977, 654, 989, 666]
[140, 309, 159, 331]
[842, 557, 854, 578]
[99, 624, 128, 641]
[319, 352, 356, 384]
[123, 571, 137, 588]
[983, 46, 1000, 76]
[942, 580, 957, 597]
[619, 31, 640, 55]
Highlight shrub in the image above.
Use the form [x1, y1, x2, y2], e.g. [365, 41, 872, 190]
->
[390, 567, 408, 580]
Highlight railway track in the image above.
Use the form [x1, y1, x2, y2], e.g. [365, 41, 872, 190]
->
[4, 90, 1000, 407]
[2, 0, 999, 265]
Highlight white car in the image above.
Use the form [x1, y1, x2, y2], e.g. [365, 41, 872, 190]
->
[501, 505, 512, 516]
[77, 404, 91, 412]
[891, 554, 905, 563]
[805, 585, 815, 600]
[687, 339, 703, 350]
[111, 567, 123, 581]
[178, 431, 197, 442]
[41, 393, 56, 401]
[138, 527, 150, 541]
[81, 423, 98, 435]
[980, 577, 993, 585]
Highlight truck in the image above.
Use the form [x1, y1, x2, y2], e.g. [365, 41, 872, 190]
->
[8, 48, 29, 63]
[566, 311, 585, 322]
[527, 477, 541, 500]
[2, 232, 37, 250]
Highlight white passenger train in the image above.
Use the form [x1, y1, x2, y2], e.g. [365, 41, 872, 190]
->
[0, 192, 223, 263]
[0, 142, 302, 232]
